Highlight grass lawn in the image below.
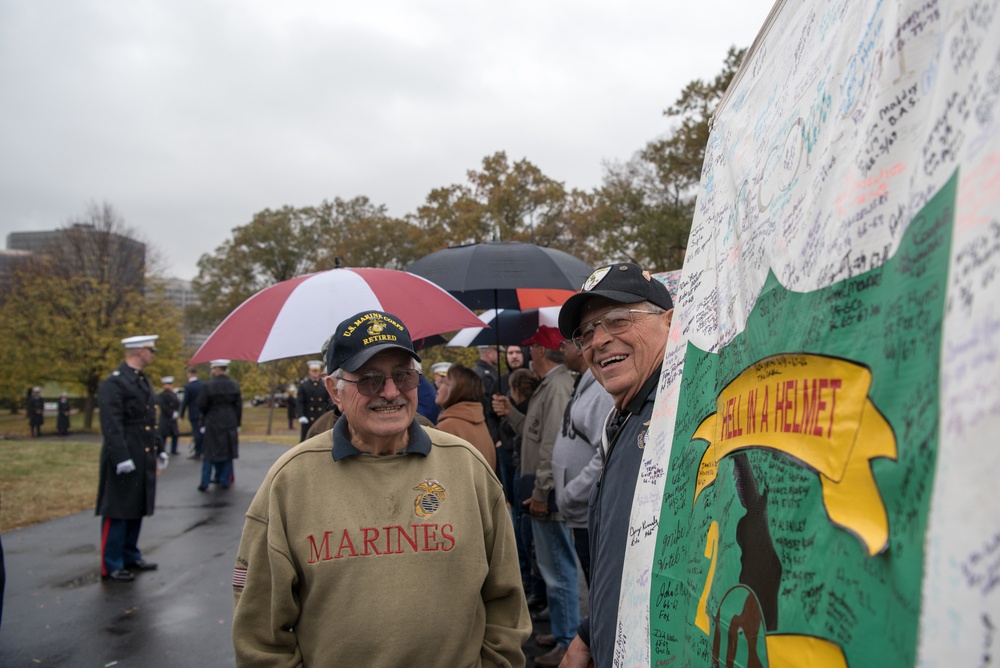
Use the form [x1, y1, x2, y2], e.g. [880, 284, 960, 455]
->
[0, 439, 102, 531]
[0, 405, 302, 530]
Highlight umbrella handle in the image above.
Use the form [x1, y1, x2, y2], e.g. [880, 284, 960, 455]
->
[494, 288, 503, 379]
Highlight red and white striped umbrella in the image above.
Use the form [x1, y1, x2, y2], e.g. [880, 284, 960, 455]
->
[188, 268, 483, 364]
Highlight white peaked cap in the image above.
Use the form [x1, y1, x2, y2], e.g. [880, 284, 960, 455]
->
[161, 376, 174, 384]
[210, 359, 231, 367]
[121, 335, 158, 349]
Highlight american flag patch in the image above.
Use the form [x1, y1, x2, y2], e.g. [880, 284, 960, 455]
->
[233, 566, 247, 589]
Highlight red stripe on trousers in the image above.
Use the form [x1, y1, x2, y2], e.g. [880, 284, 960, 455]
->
[100, 517, 111, 576]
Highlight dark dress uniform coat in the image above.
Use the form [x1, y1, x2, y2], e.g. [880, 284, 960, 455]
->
[198, 373, 242, 462]
[95, 363, 162, 519]
[297, 377, 331, 422]
[28, 394, 44, 428]
[57, 398, 71, 435]
[180, 377, 203, 426]
[296, 377, 331, 437]
[157, 388, 180, 440]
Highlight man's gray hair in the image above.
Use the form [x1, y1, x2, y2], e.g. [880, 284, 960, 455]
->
[639, 301, 666, 314]
[543, 347, 564, 364]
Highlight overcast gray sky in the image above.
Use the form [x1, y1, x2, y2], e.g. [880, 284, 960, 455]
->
[0, 0, 775, 280]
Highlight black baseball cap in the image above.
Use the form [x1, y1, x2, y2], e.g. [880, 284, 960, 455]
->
[325, 311, 421, 373]
[558, 262, 674, 338]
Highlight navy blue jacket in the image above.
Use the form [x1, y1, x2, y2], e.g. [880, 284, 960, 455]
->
[585, 369, 659, 668]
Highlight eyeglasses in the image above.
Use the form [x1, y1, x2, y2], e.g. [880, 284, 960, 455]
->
[338, 369, 420, 397]
[571, 308, 662, 350]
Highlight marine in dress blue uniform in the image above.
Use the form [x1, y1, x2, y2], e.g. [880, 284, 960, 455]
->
[96, 335, 165, 582]
[296, 360, 332, 441]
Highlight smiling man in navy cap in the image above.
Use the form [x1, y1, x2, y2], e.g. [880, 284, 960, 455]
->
[232, 310, 530, 666]
[96, 334, 166, 582]
[556, 263, 674, 668]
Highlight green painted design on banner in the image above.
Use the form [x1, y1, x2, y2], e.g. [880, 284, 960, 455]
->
[650, 170, 957, 666]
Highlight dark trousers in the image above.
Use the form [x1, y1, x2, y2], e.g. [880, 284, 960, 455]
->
[201, 459, 234, 489]
[189, 420, 204, 455]
[572, 527, 591, 587]
[101, 517, 143, 576]
[495, 447, 516, 508]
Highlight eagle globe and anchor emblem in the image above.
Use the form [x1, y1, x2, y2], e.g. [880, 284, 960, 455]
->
[367, 319, 387, 336]
[413, 479, 447, 517]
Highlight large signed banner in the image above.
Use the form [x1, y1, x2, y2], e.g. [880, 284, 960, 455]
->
[618, 0, 1000, 665]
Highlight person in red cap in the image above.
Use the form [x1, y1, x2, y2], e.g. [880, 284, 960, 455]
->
[493, 325, 579, 666]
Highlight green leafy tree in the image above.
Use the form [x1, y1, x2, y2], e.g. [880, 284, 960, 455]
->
[468, 152, 567, 243]
[239, 358, 305, 435]
[410, 184, 487, 254]
[190, 206, 312, 330]
[412, 152, 571, 251]
[594, 46, 746, 271]
[306, 196, 420, 270]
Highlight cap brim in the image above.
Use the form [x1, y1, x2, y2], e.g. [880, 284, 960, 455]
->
[340, 344, 421, 373]
[558, 288, 650, 338]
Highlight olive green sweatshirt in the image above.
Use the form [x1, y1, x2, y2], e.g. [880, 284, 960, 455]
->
[232, 419, 530, 667]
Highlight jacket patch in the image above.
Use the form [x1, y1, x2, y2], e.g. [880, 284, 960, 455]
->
[306, 524, 455, 562]
[637, 420, 651, 449]
[526, 416, 541, 440]
[233, 566, 247, 590]
[413, 479, 447, 517]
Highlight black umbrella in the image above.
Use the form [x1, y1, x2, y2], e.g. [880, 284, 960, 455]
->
[407, 241, 593, 311]
[446, 307, 562, 348]
[408, 242, 593, 375]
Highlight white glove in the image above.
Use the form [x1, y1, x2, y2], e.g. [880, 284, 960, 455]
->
[172, 411, 179, 420]
[116, 459, 136, 475]
[298, 416, 309, 424]
[157, 452, 169, 472]
[200, 426, 206, 433]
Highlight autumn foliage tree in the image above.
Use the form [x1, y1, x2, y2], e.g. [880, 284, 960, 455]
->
[0, 203, 182, 427]
[593, 46, 747, 271]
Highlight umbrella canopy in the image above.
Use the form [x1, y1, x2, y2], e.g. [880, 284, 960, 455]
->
[445, 272, 683, 349]
[447, 307, 561, 348]
[188, 268, 483, 364]
[406, 241, 593, 310]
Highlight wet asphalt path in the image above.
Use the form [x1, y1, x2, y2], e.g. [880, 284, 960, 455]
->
[0, 439, 286, 668]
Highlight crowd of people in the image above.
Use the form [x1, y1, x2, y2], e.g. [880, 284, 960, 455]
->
[87, 260, 673, 667]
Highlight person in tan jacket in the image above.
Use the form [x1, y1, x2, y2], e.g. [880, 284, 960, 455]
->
[434, 363, 497, 470]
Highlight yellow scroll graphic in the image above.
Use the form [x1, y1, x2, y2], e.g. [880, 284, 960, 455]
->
[766, 634, 848, 668]
[692, 354, 896, 556]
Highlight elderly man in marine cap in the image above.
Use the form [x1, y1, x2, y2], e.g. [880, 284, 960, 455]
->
[555, 262, 675, 668]
[296, 360, 331, 441]
[232, 310, 530, 666]
[96, 334, 166, 582]
[197, 359, 242, 492]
